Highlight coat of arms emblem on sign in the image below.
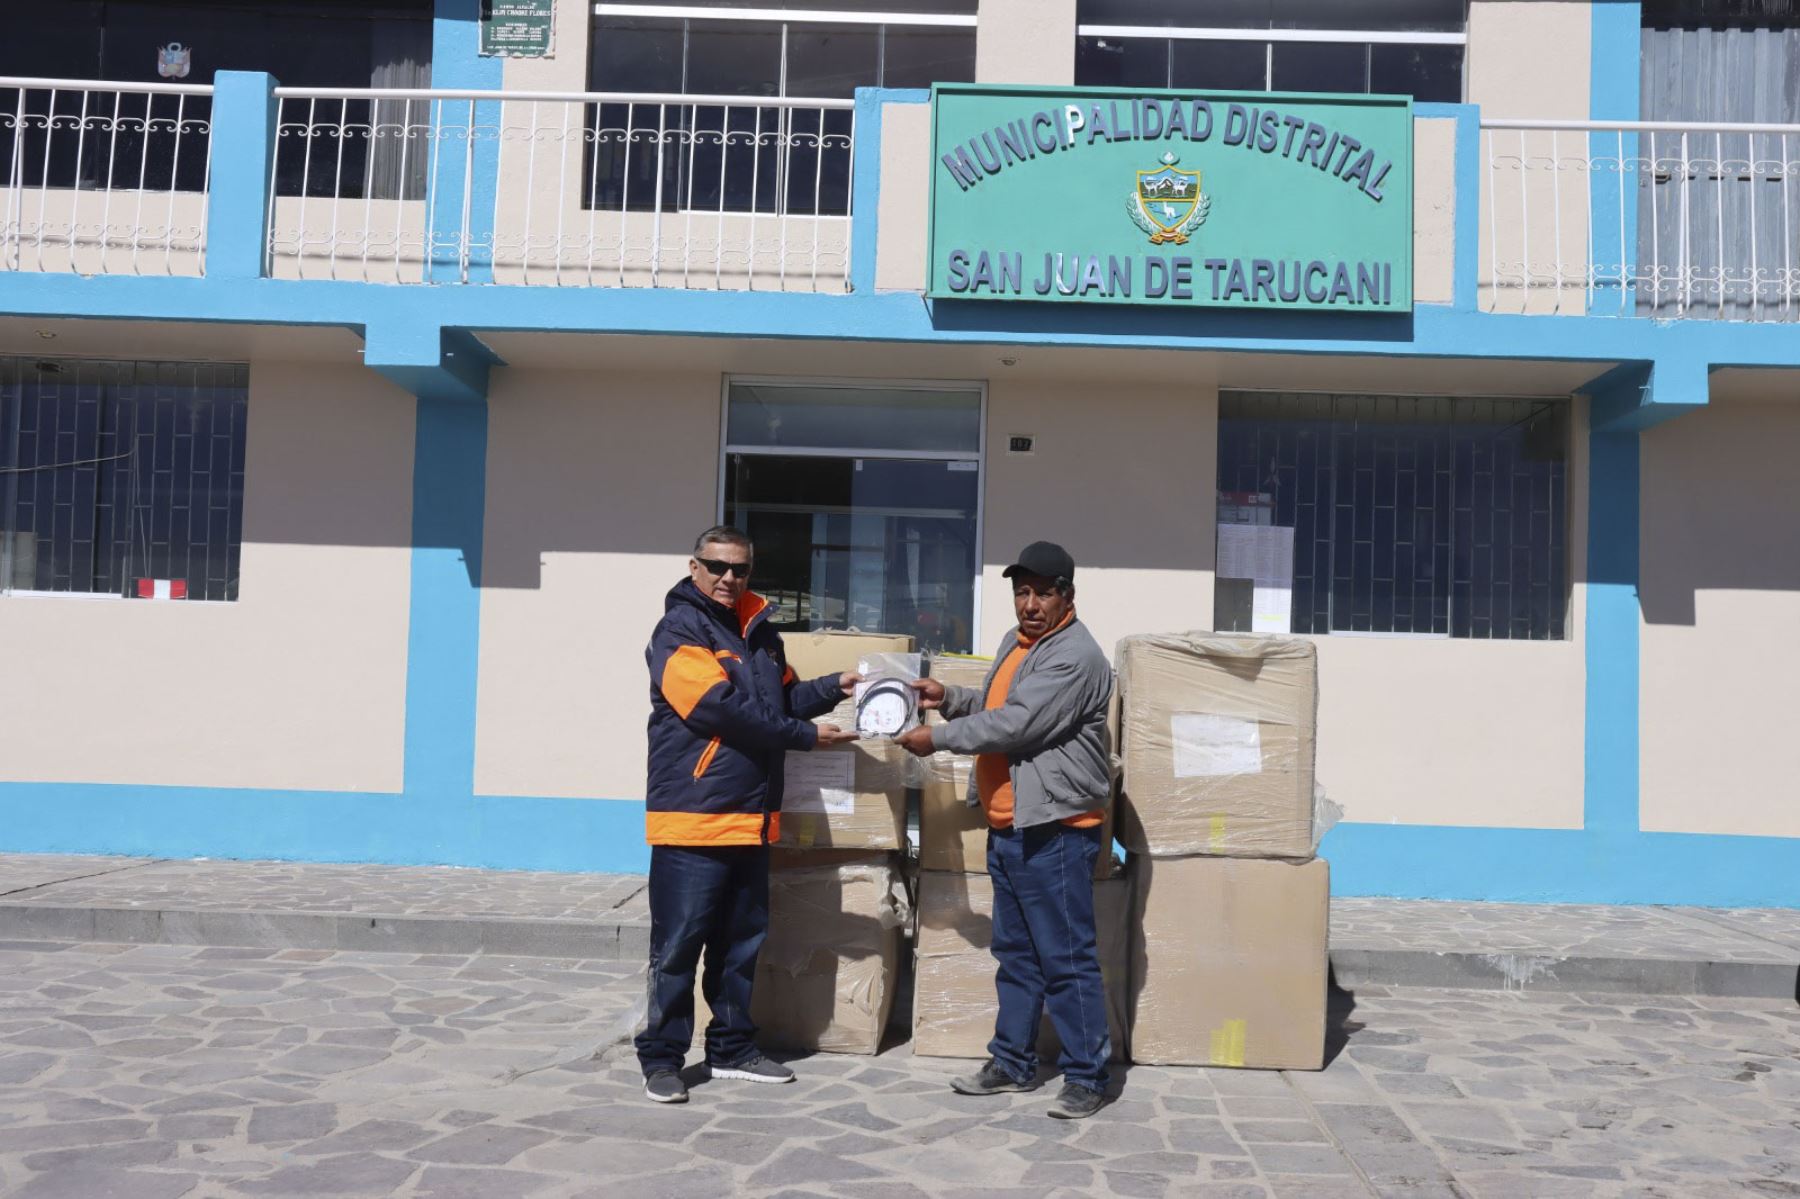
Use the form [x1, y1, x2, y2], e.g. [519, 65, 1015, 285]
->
[1128, 151, 1210, 245]
[157, 43, 192, 79]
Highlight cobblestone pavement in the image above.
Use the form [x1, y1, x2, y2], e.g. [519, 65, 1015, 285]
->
[1329, 897, 1800, 963]
[0, 857, 646, 922]
[7, 855, 1799, 972]
[2, 939, 1798, 1198]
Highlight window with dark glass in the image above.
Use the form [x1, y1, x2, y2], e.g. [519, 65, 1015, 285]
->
[1214, 392, 1568, 640]
[1, 357, 250, 603]
[0, 1, 433, 201]
[722, 380, 982, 654]
[586, 5, 975, 215]
[1075, 0, 1465, 103]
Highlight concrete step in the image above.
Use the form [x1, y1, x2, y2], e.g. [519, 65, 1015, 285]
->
[2, 854, 1796, 999]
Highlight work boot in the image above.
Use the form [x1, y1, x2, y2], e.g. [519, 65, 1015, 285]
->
[643, 1069, 688, 1104]
[709, 1051, 795, 1084]
[1047, 1082, 1107, 1119]
[950, 1058, 1036, 1095]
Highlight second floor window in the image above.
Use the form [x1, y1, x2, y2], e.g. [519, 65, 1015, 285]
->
[1075, 0, 1465, 104]
[585, 3, 977, 215]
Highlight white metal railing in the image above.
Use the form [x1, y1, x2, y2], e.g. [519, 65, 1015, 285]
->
[265, 87, 857, 291]
[1484, 117, 1800, 321]
[0, 77, 213, 277]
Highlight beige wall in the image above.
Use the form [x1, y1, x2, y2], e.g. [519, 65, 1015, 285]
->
[977, 0, 1076, 86]
[1413, 116, 1458, 306]
[0, 356, 415, 792]
[5, 188, 205, 278]
[876, 102, 933, 294]
[1640, 396, 1800, 838]
[1470, 1, 1595, 315]
[473, 366, 720, 800]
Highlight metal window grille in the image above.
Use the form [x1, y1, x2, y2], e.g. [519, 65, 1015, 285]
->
[0, 357, 249, 602]
[1216, 392, 1569, 640]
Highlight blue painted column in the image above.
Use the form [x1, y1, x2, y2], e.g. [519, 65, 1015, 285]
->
[1589, 2, 1642, 316]
[427, 0, 503, 282]
[205, 71, 279, 279]
[1582, 422, 1642, 835]
[404, 395, 488, 799]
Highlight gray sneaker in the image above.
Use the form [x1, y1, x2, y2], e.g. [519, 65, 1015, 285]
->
[644, 1069, 688, 1104]
[950, 1058, 1036, 1096]
[709, 1052, 795, 1084]
[1047, 1082, 1107, 1119]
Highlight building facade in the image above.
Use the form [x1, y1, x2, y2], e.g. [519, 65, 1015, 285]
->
[2, 0, 1797, 908]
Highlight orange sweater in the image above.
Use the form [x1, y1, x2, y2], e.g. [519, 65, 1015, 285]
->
[973, 613, 1104, 831]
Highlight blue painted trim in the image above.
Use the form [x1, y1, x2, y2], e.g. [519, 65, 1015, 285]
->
[404, 397, 488, 798]
[427, 1, 504, 283]
[206, 72, 278, 279]
[366, 321, 495, 404]
[1589, 2, 1642, 317]
[851, 89, 883, 295]
[0, 783, 646, 873]
[11, 273, 1800, 368]
[1324, 823, 1800, 908]
[1583, 423, 1640, 834]
[850, 87, 929, 294]
[1413, 103, 1482, 311]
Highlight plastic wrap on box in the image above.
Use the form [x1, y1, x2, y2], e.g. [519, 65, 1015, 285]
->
[912, 866, 1129, 1062]
[1127, 854, 1329, 1070]
[854, 651, 923, 739]
[779, 739, 907, 851]
[697, 857, 908, 1056]
[1115, 632, 1320, 859]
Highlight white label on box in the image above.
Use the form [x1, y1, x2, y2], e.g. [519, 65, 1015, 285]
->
[783, 751, 857, 815]
[1170, 713, 1263, 778]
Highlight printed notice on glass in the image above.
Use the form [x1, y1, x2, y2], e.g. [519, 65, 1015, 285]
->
[1216, 524, 1295, 633]
[783, 751, 857, 816]
[1170, 713, 1263, 778]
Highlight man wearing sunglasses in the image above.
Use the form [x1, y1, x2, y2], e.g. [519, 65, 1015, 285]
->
[636, 525, 860, 1105]
[895, 540, 1115, 1120]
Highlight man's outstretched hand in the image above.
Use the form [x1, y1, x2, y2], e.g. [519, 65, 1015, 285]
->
[895, 725, 936, 757]
[814, 724, 859, 747]
[910, 678, 946, 710]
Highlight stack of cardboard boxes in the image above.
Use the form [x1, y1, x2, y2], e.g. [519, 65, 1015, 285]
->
[909, 655, 1132, 1063]
[695, 631, 913, 1056]
[1116, 633, 1329, 1070]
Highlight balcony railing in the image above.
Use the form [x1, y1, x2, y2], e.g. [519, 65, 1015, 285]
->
[265, 87, 856, 290]
[0, 78, 213, 277]
[1485, 117, 1800, 321]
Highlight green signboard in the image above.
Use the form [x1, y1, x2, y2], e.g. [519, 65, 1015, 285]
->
[480, 0, 555, 57]
[927, 84, 1412, 311]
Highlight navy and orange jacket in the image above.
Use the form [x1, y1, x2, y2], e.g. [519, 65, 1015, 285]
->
[644, 578, 844, 846]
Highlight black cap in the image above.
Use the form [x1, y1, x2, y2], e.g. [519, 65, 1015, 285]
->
[1002, 541, 1075, 583]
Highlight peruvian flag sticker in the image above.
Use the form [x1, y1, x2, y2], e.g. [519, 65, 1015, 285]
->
[135, 579, 189, 600]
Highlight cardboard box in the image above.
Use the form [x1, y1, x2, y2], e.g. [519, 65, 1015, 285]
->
[912, 867, 1130, 1062]
[1115, 633, 1318, 859]
[696, 858, 905, 1056]
[779, 739, 907, 851]
[783, 630, 914, 686]
[1127, 854, 1329, 1070]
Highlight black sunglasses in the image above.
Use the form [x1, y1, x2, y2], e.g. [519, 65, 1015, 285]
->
[695, 556, 752, 579]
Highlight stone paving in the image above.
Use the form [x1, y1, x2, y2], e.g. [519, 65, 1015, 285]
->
[1329, 897, 1800, 964]
[3, 937, 1799, 1198]
[0, 857, 646, 922]
[5, 855, 1799, 972]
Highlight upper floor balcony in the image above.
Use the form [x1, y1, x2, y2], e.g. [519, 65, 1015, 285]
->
[5, 71, 1800, 326]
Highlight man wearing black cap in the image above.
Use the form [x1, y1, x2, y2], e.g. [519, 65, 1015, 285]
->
[896, 541, 1115, 1119]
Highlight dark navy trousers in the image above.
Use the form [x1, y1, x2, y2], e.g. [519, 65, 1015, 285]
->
[986, 822, 1110, 1091]
[634, 843, 769, 1076]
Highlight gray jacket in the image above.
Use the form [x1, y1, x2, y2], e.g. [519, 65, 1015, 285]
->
[930, 617, 1114, 829]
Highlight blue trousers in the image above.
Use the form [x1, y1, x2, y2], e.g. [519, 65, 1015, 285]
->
[986, 822, 1110, 1091]
[633, 843, 769, 1076]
